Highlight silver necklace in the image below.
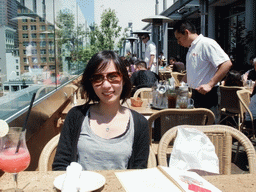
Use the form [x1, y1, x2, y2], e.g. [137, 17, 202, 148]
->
[103, 116, 115, 133]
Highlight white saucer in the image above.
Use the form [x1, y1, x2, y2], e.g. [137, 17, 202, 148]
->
[54, 171, 106, 192]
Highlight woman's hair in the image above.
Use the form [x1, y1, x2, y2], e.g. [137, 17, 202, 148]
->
[223, 70, 243, 86]
[81, 50, 131, 105]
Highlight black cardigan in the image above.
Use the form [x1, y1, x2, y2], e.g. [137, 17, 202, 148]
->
[52, 104, 150, 170]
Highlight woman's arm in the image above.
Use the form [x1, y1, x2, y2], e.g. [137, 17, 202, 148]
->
[128, 111, 150, 169]
[52, 107, 82, 170]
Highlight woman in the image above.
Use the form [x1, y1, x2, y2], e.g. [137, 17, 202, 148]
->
[52, 50, 149, 171]
[221, 70, 243, 86]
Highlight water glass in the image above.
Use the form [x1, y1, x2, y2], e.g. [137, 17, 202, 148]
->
[176, 97, 194, 109]
[176, 96, 188, 109]
[187, 98, 194, 109]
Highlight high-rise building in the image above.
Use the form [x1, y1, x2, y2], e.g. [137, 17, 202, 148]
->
[17, 2, 56, 74]
[0, 0, 19, 85]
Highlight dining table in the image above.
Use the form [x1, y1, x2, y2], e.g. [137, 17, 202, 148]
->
[123, 99, 159, 117]
[61, 98, 160, 119]
[0, 170, 256, 192]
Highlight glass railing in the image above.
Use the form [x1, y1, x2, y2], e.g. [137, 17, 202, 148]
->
[1, 0, 88, 122]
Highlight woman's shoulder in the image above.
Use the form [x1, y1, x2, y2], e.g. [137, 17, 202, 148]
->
[66, 104, 90, 118]
[129, 109, 147, 123]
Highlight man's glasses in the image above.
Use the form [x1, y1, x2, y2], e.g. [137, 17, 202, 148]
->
[90, 72, 122, 86]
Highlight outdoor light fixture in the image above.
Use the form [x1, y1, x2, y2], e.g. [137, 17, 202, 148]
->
[142, 15, 173, 75]
[142, 15, 172, 26]
[126, 36, 138, 55]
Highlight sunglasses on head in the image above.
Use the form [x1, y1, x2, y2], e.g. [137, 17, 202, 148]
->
[90, 72, 122, 86]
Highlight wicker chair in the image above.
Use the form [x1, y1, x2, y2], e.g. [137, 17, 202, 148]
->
[235, 89, 255, 163]
[159, 71, 172, 81]
[148, 108, 215, 154]
[133, 87, 153, 99]
[171, 72, 186, 86]
[236, 89, 255, 138]
[219, 85, 244, 130]
[148, 145, 157, 168]
[38, 134, 157, 171]
[38, 134, 60, 172]
[157, 124, 256, 175]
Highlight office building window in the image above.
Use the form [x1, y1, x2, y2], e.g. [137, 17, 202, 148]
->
[32, 57, 38, 63]
[22, 34, 28, 39]
[41, 57, 47, 63]
[22, 19, 27, 22]
[40, 41, 46, 47]
[23, 58, 27, 63]
[49, 65, 56, 70]
[24, 66, 29, 70]
[32, 50, 37, 54]
[31, 41, 37, 47]
[40, 49, 46, 54]
[31, 25, 36, 30]
[40, 18, 45, 22]
[16, 66, 19, 70]
[22, 26, 28, 30]
[4, 86, 9, 91]
[40, 25, 46, 31]
[49, 57, 55, 62]
[40, 34, 46, 39]
[48, 33, 54, 38]
[31, 33, 37, 38]
[48, 25, 54, 31]
[11, 86, 19, 92]
[49, 41, 54, 47]
[49, 49, 54, 55]
[23, 41, 29, 46]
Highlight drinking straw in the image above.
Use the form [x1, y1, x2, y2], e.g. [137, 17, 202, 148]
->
[15, 92, 36, 153]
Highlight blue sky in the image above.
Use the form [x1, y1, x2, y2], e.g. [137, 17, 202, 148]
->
[76, 0, 94, 26]
[76, 0, 172, 33]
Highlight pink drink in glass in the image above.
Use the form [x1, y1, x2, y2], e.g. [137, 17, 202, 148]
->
[0, 147, 31, 173]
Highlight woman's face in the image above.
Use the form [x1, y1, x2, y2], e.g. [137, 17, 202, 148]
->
[91, 60, 123, 105]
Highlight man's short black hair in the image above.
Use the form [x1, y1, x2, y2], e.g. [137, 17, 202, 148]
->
[169, 57, 176, 61]
[134, 60, 147, 68]
[141, 33, 150, 39]
[173, 20, 197, 35]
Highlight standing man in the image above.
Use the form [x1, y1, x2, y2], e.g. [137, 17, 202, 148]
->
[173, 20, 232, 120]
[141, 34, 157, 73]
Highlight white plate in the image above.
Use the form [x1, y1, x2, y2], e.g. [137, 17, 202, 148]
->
[54, 171, 106, 192]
